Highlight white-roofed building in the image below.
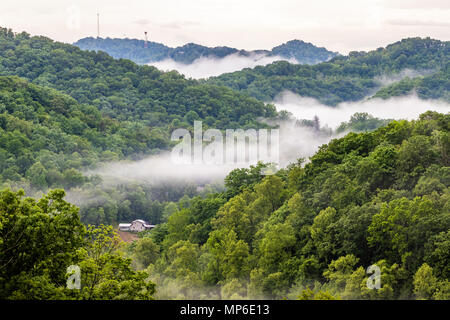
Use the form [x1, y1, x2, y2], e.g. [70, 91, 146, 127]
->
[119, 220, 156, 232]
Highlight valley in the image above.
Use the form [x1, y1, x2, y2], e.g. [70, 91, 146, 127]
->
[0, 23, 449, 301]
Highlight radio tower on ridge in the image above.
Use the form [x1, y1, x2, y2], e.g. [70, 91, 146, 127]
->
[97, 13, 100, 38]
[144, 31, 148, 48]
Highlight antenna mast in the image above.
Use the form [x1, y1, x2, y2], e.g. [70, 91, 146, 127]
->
[144, 31, 148, 48]
[97, 13, 100, 38]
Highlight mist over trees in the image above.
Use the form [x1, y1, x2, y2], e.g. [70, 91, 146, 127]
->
[0, 26, 275, 226]
[0, 26, 448, 300]
[73, 37, 337, 65]
[2, 112, 447, 299]
[207, 38, 449, 105]
[134, 112, 449, 300]
[0, 27, 276, 133]
[0, 189, 155, 299]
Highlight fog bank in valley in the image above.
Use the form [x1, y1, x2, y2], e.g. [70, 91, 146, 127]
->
[274, 91, 450, 129]
[148, 53, 296, 79]
[84, 93, 449, 188]
[85, 124, 340, 187]
[374, 68, 436, 86]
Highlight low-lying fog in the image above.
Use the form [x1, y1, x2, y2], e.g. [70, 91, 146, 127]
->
[85, 94, 449, 188]
[274, 91, 450, 129]
[148, 53, 296, 79]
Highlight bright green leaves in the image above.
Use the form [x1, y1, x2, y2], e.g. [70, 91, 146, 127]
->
[204, 229, 250, 283]
[0, 190, 155, 300]
[0, 188, 84, 298]
[413, 263, 449, 300]
[367, 196, 447, 271]
[133, 238, 160, 270]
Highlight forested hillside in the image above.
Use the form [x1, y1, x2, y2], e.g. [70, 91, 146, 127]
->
[271, 40, 337, 64]
[74, 37, 337, 65]
[0, 26, 448, 300]
[0, 26, 275, 226]
[2, 112, 447, 299]
[0, 75, 119, 189]
[0, 189, 156, 299]
[133, 112, 449, 299]
[0, 28, 275, 133]
[206, 38, 449, 105]
[75, 37, 172, 64]
[0, 75, 193, 226]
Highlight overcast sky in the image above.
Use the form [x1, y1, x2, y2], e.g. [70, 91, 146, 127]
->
[1, 0, 449, 54]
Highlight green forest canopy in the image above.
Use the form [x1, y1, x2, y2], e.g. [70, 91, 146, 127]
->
[73, 37, 338, 65]
[1, 112, 448, 299]
[141, 111, 449, 299]
[0, 27, 448, 300]
[0, 27, 276, 134]
[206, 38, 450, 105]
[0, 26, 277, 227]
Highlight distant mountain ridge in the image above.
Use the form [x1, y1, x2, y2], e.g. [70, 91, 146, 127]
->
[206, 37, 450, 105]
[73, 37, 338, 65]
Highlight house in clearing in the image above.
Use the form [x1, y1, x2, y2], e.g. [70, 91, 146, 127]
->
[118, 219, 156, 232]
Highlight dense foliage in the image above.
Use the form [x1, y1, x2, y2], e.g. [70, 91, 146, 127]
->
[75, 37, 172, 64]
[336, 113, 392, 134]
[0, 26, 448, 300]
[74, 37, 337, 65]
[271, 40, 337, 64]
[0, 27, 277, 226]
[0, 27, 276, 132]
[0, 75, 149, 188]
[0, 188, 155, 299]
[206, 38, 449, 105]
[130, 112, 449, 299]
[0, 75, 206, 226]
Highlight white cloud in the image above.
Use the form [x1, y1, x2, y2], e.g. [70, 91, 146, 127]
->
[148, 53, 296, 79]
[87, 94, 450, 188]
[274, 91, 450, 129]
